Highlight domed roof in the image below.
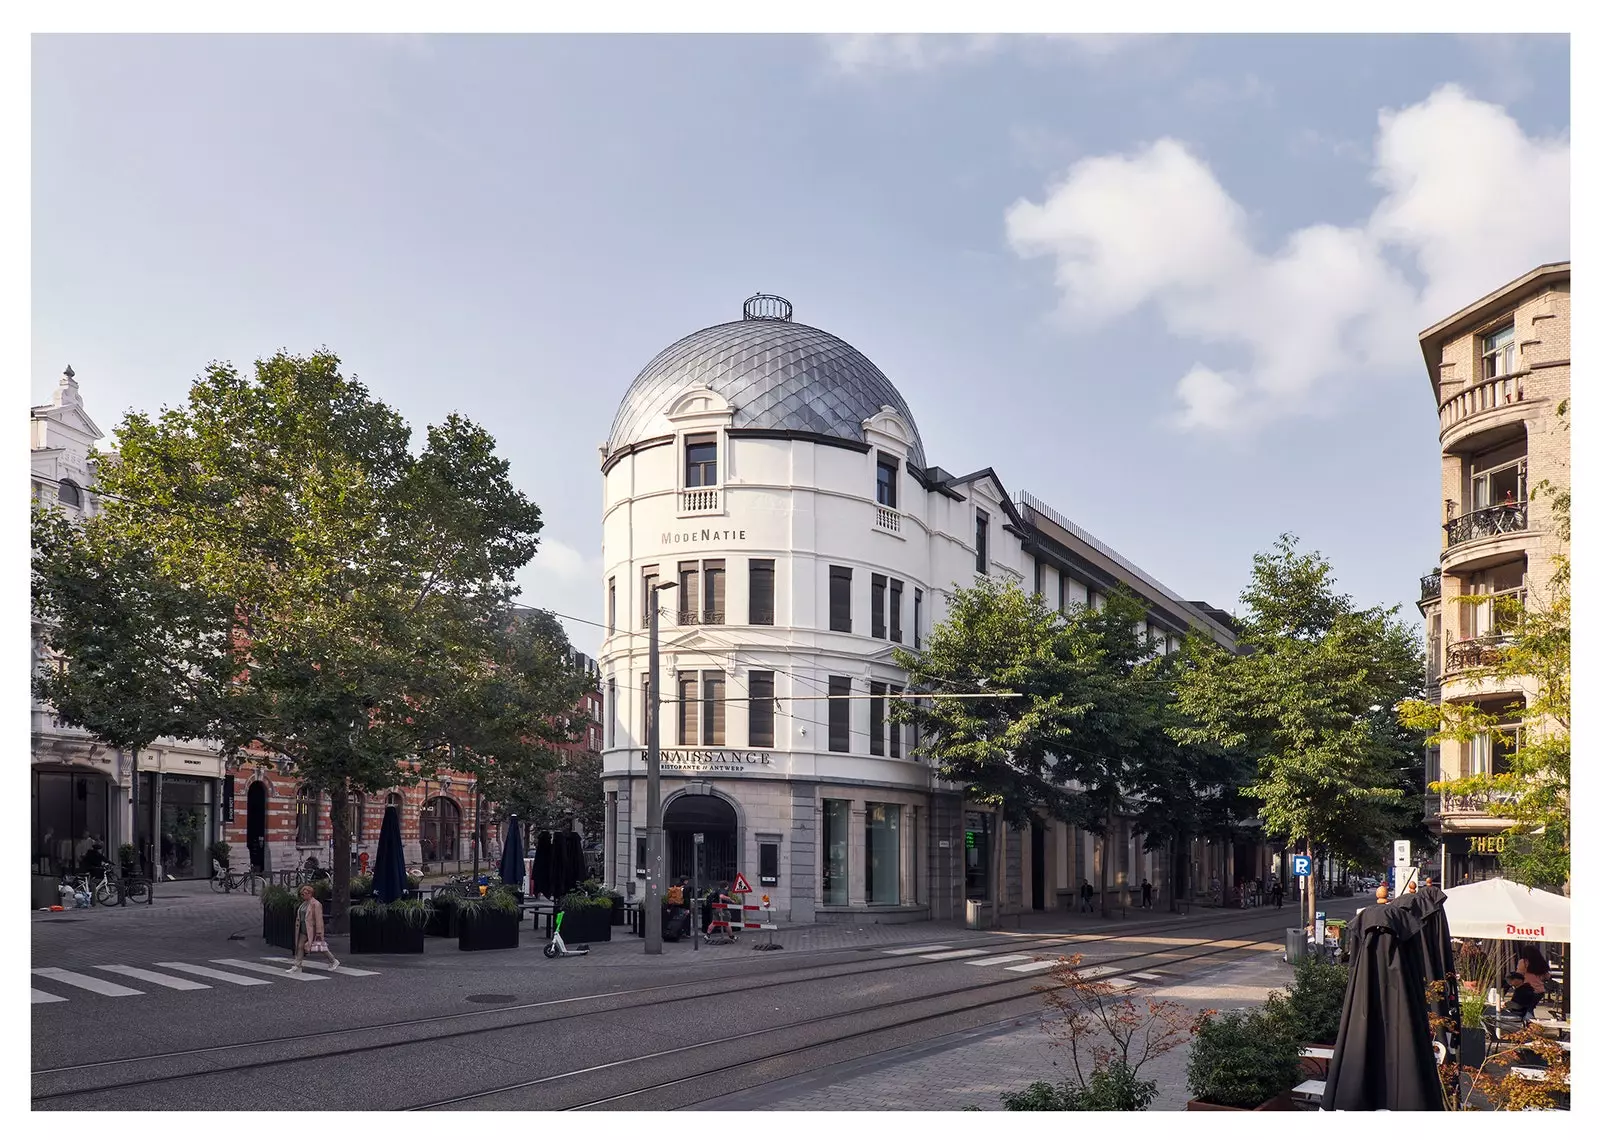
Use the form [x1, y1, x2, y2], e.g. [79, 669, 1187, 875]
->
[608, 296, 925, 468]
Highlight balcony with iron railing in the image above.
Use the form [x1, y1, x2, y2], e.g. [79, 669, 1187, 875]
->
[679, 487, 719, 515]
[1445, 634, 1513, 674]
[1443, 501, 1528, 550]
[1420, 570, 1441, 602]
[1439, 371, 1529, 440]
[1437, 788, 1518, 820]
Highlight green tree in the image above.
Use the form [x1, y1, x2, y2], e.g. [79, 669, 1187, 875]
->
[1175, 535, 1424, 922]
[1401, 484, 1570, 891]
[37, 351, 545, 933]
[893, 579, 1086, 911]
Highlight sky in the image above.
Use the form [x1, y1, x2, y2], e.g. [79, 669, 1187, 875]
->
[30, 33, 1572, 656]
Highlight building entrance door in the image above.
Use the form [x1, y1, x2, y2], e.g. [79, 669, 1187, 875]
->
[247, 781, 267, 870]
[1031, 824, 1046, 910]
[664, 795, 737, 886]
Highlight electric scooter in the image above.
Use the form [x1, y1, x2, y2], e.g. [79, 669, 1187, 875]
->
[544, 910, 590, 958]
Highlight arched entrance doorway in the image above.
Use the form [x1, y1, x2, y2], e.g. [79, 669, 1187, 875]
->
[664, 794, 737, 887]
[421, 797, 461, 863]
[246, 781, 268, 870]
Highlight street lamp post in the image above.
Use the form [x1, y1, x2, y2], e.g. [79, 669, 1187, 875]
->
[644, 580, 678, 955]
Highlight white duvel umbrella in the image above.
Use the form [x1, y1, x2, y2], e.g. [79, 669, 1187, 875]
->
[1442, 877, 1570, 942]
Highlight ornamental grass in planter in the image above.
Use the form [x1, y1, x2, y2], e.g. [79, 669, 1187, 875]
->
[1185, 1005, 1304, 1111]
[457, 887, 521, 952]
[349, 897, 428, 954]
[557, 890, 613, 944]
[1458, 989, 1487, 1069]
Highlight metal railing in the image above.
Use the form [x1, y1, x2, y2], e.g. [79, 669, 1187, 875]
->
[1420, 571, 1441, 602]
[1445, 634, 1512, 673]
[1444, 502, 1528, 549]
[1438, 789, 1518, 817]
[679, 487, 719, 514]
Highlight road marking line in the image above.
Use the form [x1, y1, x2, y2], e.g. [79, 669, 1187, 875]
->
[919, 949, 992, 961]
[1106, 979, 1137, 990]
[158, 962, 273, 986]
[263, 957, 379, 976]
[208, 958, 328, 981]
[1078, 965, 1117, 978]
[882, 945, 954, 955]
[1130, 972, 1163, 981]
[31, 967, 143, 997]
[94, 965, 211, 991]
[32, 989, 67, 1004]
[1004, 960, 1061, 974]
[967, 954, 1032, 967]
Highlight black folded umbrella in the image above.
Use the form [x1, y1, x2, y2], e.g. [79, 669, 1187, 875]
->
[564, 832, 585, 895]
[1324, 894, 1447, 1110]
[499, 815, 526, 889]
[534, 831, 553, 897]
[371, 805, 407, 904]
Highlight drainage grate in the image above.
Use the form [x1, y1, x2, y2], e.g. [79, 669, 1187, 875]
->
[464, 994, 517, 1004]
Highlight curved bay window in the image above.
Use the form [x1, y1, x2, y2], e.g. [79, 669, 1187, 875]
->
[420, 797, 462, 863]
[294, 785, 321, 846]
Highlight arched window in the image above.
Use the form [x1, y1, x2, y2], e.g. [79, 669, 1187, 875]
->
[295, 785, 320, 846]
[420, 797, 461, 863]
[57, 479, 82, 508]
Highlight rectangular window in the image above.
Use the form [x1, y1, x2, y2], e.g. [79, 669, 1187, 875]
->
[636, 834, 647, 878]
[641, 567, 659, 627]
[869, 682, 887, 756]
[822, 800, 850, 906]
[702, 560, 725, 624]
[890, 689, 902, 759]
[678, 673, 699, 746]
[607, 678, 616, 748]
[889, 579, 903, 643]
[641, 673, 652, 744]
[914, 588, 923, 650]
[871, 574, 887, 639]
[829, 566, 852, 633]
[759, 840, 779, 886]
[1470, 458, 1527, 512]
[749, 559, 775, 625]
[684, 433, 718, 487]
[876, 454, 898, 508]
[749, 671, 775, 749]
[828, 676, 851, 752]
[1481, 322, 1516, 379]
[702, 670, 726, 746]
[1034, 560, 1045, 599]
[678, 561, 700, 622]
[866, 803, 901, 905]
[607, 577, 617, 633]
[1059, 572, 1068, 615]
[975, 510, 989, 574]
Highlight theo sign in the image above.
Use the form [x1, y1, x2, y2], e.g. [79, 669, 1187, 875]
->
[660, 750, 774, 774]
[1291, 855, 1312, 878]
[1393, 840, 1411, 869]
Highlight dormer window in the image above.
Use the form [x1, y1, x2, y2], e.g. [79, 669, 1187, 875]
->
[876, 454, 898, 509]
[685, 434, 718, 488]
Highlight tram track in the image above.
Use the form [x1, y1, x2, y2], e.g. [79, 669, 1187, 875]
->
[33, 913, 1297, 1109]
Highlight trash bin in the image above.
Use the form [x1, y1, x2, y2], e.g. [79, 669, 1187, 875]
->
[966, 900, 992, 930]
[1285, 927, 1307, 963]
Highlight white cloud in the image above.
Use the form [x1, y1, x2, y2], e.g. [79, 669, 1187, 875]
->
[515, 536, 604, 653]
[822, 33, 1138, 76]
[1004, 85, 1570, 432]
[1182, 73, 1273, 107]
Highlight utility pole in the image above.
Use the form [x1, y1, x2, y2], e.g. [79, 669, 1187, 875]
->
[644, 580, 678, 955]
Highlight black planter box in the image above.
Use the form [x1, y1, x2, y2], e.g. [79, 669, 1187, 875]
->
[559, 906, 613, 944]
[425, 900, 460, 939]
[349, 909, 427, 955]
[262, 906, 297, 951]
[458, 908, 520, 952]
[606, 895, 627, 927]
[1460, 1027, 1487, 1069]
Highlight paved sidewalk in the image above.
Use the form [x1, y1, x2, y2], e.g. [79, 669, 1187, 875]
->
[693, 949, 1298, 1111]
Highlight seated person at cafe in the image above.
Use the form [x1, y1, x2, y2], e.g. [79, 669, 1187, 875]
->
[1499, 972, 1543, 1019]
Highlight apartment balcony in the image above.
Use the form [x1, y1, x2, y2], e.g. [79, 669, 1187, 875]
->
[1441, 501, 1530, 574]
[1439, 372, 1531, 451]
[873, 504, 904, 537]
[1419, 570, 1441, 603]
[678, 487, 720, 516]
[1436, 788, 1518, 825]
[1445, 634, 1512, 675]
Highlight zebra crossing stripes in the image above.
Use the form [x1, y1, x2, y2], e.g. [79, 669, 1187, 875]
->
[208, 958, 328, 981]
[31, 968, 143, 997]
[882, 944, 954, 956]
[158, 962, 273, 986]
[93, 965, 211, 991]
[1004, 960, 1061, 974]
[31, 957, 382, 1004]
[32, 989, 67, 1004]
[876, 944, 1166, 985]
[919, 948, 992, 961]
[262, 957, 379, 976]
[967, 954, 1032, 967]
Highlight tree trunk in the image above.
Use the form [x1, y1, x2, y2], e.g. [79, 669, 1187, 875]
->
[1304, 839, 1317, 934]
[989, 816, 1004, 927]
[1099, 796, 1114, 919]
[1169, 833, 1182, 913]
[329, 783, 350, 936]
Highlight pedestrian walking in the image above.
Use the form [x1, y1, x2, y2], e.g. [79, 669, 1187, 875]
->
[1271, 876, 1284, 909]
[1139, 878, 1152, 909]
[1078, 878, 1095, 913]
[291, 884, 340, 974]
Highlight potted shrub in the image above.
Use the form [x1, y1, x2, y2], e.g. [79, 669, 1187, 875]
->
[118, 843, 138, 876]
[426, 892, 461, 938]
[1458, 989, 1487, 1069]
[604, 888, 626, 927]
[999, 1062, 1158, 1111]
[1186, 1006, 1304, 1110]
[558, 890, 613, 944]
[348, 874, 374, 902]
[260, 884, 299, 951]
[349, 897, 428, 954]
[457, 886, 521, 952]
[1281, 955, 1349, 1074]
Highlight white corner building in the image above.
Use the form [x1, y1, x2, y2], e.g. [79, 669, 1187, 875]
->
[597, 297, 1246, 924]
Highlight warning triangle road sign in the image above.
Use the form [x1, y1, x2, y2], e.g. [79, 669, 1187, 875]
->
[732, 872, 753, 894]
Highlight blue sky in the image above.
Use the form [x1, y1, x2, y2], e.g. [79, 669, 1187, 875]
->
[31, 33, 1571, 654]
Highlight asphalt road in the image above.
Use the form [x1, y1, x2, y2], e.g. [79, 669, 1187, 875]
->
[32, 892, 1364, 1111]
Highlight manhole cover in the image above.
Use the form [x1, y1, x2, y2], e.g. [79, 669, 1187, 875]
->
[464, 994, 516, 1004]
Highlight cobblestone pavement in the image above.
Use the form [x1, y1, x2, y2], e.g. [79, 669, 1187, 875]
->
[693, 949, 1299, 1111]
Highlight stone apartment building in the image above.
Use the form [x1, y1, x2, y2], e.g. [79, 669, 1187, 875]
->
[1416, 262, 1570, 886]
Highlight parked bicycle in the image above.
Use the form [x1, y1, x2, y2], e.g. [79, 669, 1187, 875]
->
[211, 860, 265, 895]
[84, 865, 122, 907]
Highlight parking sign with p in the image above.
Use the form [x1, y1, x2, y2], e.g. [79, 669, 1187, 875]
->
[1292, 855, 1312, 878]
